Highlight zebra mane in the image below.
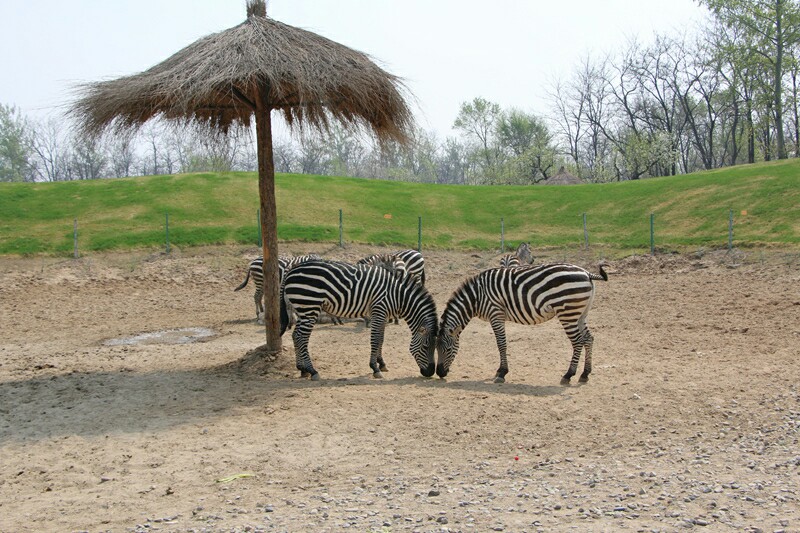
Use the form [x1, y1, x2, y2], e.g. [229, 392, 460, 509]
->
[399, 273, 437, 333]
[440, 270, 484, 326]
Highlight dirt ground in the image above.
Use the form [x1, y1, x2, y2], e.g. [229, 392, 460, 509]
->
[1, 244, 798, 533]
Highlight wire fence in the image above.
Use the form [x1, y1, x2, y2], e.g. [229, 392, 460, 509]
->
[66, 208, 743, 258]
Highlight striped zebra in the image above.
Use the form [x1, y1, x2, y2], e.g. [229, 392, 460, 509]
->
[358, 249, 426, 286]
[355, 253, 408, 326]
[355, 253, 408, 279]
[280, 260, 438, 380]
[499, 242, 534, 267]
[436, 263, 608, 384]
[234, 254, 326, 322]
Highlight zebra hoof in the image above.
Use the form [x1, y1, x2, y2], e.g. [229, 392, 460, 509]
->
[493, 376, 505, 384]
[300, 371, 310, 378]
[578, 375, 590, 383]
[560, 377, 572, 386]
[372, 371, 384, 379]
[310, 373, 321, 381]
[379, 365, 388, 372]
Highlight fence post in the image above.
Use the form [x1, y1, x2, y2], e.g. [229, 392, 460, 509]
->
[650, 213, 655, 255]
[582, 212, 589, 249]
[728, 209, 734, 252]
[339, 209, 343, 248]
[165, 212, 170, 254]
[73, 218, 79, 259]
[500, 218, 505, 253]
[257, 209, 262, 246]
[417, 216, 422, 252]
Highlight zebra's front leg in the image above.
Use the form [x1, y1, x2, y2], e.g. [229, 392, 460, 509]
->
[376, 321, 389, 372]
[368, 309, 388, 378]
[292, 312, 320, 380]
[489, 316, 509, 383]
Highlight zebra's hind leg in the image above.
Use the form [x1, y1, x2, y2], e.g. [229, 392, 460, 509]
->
[578, 330, 594, 382]
[292, 313, 320, 380]
[254, 288, 264, 323]
[560, 344, 582, 385]
[559, 316, 588, 385]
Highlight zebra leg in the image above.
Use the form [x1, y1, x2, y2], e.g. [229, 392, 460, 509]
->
[579, 330, 594, 382]
[559, 320, 586, 385]
[368, 311, 388, 378]
[255, 288, 264, 323]
[292, 312, 320, 380]
[489, 317, 509, 383]
[376, 322, 389, 372]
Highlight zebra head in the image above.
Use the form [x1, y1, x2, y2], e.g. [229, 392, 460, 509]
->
[515, 242, 534, 265]
[435, 318, 463, 379]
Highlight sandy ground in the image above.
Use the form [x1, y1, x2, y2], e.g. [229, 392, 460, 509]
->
[0, 244, 798, 533]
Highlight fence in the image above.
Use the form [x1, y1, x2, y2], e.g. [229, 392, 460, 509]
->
[64, 208, 742, 258]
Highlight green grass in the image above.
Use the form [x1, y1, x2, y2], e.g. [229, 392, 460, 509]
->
[0, 160, 798, 255]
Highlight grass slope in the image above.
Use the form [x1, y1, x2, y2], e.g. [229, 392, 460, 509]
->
[0, 160, 798, 255]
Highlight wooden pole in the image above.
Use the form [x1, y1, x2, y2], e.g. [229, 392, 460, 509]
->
[256, 84, 281, 354]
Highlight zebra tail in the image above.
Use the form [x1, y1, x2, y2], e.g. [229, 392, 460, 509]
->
[279, 291, 289, 336]
[233, 269, 251, 291]
[590, 263, 609, 282]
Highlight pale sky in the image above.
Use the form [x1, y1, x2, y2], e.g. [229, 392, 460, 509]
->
[1, 1, 708, 137]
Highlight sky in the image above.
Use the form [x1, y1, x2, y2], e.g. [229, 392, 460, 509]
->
[1, 1, 709, 138]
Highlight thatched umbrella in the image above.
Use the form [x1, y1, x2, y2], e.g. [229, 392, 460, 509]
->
[70, 0, 413, 355]
[544, 166, 583, 185]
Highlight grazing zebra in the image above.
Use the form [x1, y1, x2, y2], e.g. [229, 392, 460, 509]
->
[235, 254, 338, 323]
[436, 263, 608, 384]
[280, 260, 438, 380]
[358, 249, 426, 286]
[499, 242, 534, 267]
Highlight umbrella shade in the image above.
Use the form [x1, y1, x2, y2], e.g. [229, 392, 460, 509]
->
[71, 0, 414, 355]
[72, 3, 412, 143]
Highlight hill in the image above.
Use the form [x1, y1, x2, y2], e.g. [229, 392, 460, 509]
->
[0, 160, 798, 255]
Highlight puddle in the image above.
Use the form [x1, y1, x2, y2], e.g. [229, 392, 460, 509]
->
[104, 327, 216, 346]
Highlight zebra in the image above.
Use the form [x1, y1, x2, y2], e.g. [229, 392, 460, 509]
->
[357, 249, 426, 286]
[355, 253, 408, 326]
[499, 242, 534, 267]
[235, 254, 344, 324]
[436, 263, 608, 384]
[355, 253, 408, 280]
[280, 259, 438, 380]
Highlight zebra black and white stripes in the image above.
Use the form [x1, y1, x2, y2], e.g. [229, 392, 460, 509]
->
[436, 263, 607, 384]
[234, 254, 320, 322]
[499, 242, 534, 268]
[280, 260, 438, 380]
[358, 249, 426, 286]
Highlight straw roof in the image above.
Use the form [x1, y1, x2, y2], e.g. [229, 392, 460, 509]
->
[70, 0, 413, 144]
[544, 166, 583, 185]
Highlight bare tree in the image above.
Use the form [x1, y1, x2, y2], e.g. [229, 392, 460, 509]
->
[107, 132, 137, 177]
[69, 134, 107, 180]
[30, 116, 69, 181]
[297, 134, 329, 175]
[453, 97, 503, 178]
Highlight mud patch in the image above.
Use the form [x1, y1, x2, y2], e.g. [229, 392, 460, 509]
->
[103, 327, 216, 346]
